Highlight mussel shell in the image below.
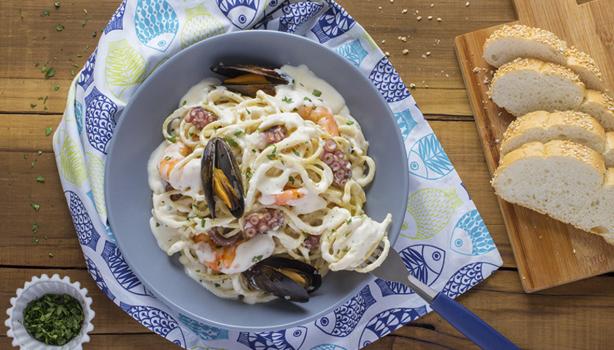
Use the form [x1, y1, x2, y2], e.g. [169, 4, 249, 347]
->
[201, 137, 245, 218]
[243, 256, 322, 303]
[211, 63, 290, 85]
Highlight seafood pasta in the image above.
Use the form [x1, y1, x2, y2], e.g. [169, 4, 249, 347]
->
[148, 63, 392, 304]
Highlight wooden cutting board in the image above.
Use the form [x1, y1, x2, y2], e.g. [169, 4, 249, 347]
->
[454, 0, 614, 292]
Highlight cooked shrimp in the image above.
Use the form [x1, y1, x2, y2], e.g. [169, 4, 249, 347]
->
[158, 142, 190, 181]
[297, 105, 339, 136]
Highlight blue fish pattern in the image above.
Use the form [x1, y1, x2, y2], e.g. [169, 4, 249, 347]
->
[101, 240, 150, 296]
[84, 87, 117, 154]
[335, 39, 368, 67]
[376, 244, 446, 296]
[77, 49, 96, 92]
[394, 109, 417, 139]
[408, 133, 453, 180]
[358, 306, 428, 347]
[311, 0, 355, 43]
[442, 262, 498, 298]
[84, 256, 115, 301]
[105, 0, 126, 34]
[237, 326, 307, 350]
[66, 191, 100, 251]
[310, 345, 347, 350]
[451, 209, 495, 256]
[74, 100, 84, 134]
[278, 2, 323, 33]
[178, 314, 229, 341]
[369, 57, 410, 103]
[120, 302, 185, 346]
[315, 285, 376, 337]
[217, 0, 260, 29]
[134, 0, 179, 51]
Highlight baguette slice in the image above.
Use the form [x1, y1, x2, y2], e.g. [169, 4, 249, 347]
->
[493, 140, 614, 243]
[579, 90, 614, 130]
[500, 110, 606, 155]
[484, 25, 567, 67]
[489, 58, 585, 117]
[484, 24, 604, 89]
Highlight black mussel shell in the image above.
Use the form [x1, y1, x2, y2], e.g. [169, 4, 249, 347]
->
[201, 137, 245, 218]
[243, 256, 322, 303]
[211, 63, 290, 85]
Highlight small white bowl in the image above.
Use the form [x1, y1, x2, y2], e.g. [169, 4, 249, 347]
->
[5, 274, 95, 350]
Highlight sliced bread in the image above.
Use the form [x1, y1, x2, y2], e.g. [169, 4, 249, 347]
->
[492, 140, 614, 241]
[484, 24, 604, 89]
[489, 58, 586, 117]
[500, 110, 606, 155]
[484, 25, 567, 67]
[493, 140, 605, 218]
[578, 90, 614, 130]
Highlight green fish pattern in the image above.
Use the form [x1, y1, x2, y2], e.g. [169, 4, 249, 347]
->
[60, 135, 87, 186]
[406, 188, 462, 240]
[86, 151, 107, 219]
[105, 39, 147, 88]
[180, 6, 226, 48]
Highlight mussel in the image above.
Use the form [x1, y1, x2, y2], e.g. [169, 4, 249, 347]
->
[201, 137, 245, 218]
[211, 63, 291, 97]
[243, 256, 322, 303]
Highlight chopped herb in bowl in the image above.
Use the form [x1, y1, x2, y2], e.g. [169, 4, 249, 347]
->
[23, 294, 84, 346]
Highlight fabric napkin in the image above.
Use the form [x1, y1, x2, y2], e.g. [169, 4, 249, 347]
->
[52, 1, 503, 349]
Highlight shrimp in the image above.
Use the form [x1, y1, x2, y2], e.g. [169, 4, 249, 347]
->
[192, 233, 238, 272]
[273, 188, 305, 205]
[158, 142, 190, 181]
[297, 105, 339, 136]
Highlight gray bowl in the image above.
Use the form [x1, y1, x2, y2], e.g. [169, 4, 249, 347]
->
[105, 30, 408, 332]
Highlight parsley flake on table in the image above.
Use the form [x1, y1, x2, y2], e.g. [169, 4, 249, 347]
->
[41, 66, 55, 79]
[55, 24, 64, 32]
[45, 127, 53, 136]
[32, 223, 39, 233]
[31, 203, 40, 211]
[35, 175, 45, 183]
[52, 84, 60, 92]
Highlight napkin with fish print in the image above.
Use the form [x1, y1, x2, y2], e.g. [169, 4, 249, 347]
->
[52, 0, 503, 349]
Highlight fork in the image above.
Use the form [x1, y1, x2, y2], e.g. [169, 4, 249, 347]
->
[366, 245, 519, 350]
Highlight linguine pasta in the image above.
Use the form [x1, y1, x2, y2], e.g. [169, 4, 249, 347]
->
[147, 65, 391, 304]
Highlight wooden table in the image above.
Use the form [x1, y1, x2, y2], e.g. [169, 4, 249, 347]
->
[1, 1, 612, 349]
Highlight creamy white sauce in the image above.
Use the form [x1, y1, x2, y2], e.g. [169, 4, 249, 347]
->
[168, 157, 203, 198]
[180, 78, 219, 107]
[277, 65, 346, 114]
[148, 143, 168, 194]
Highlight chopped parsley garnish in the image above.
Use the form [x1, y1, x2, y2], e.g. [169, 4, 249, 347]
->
[347, 218, 352, 224]
[214, 283, 221, 288]
[246, 168, 253, 180]
[282, 96, 293, 103]
[35, 175, 45, 183]
[288, 177, 295, 185]
[23, 294, 84, 346]
[292, 150, 300, 156]
[31, 203, 41, 211]
[303, 96, 312, 102]
[234, 130, 243, 137]
[45, 127, 53, 136]
[41, 66, 55, 79]
[181, 100, 187, 106]
[55, 24, 64, 32]
[252, 255, 263, 263]
[312, 89, 322, 97]
[166, 135, 177, 143]
[32, 223, 39, 233]
[251, 149, 257, 153]
[346, 120, 355, 125]
[224, 136, 238, 148]
[266, 145, 277, 160]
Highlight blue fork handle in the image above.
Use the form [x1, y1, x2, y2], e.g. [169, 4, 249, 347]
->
[431, 293, 519, 350]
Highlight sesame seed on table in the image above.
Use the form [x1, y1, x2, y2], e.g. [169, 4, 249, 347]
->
[0, 0, 612, 349]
